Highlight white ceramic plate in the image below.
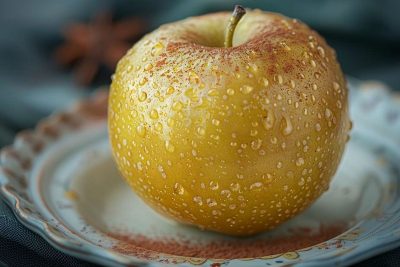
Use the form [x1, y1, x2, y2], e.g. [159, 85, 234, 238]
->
[1, 80, 400, 267]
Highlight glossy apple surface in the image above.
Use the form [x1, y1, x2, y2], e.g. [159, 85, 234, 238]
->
[108, 9, 351, 236]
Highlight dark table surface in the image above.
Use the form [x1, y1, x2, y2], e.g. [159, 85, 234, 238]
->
[1, 0, 399, 266]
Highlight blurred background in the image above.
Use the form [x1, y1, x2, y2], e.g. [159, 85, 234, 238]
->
[0, 0, 400, 147]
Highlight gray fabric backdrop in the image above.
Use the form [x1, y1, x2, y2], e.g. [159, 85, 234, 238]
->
[0, 0, 399, 266]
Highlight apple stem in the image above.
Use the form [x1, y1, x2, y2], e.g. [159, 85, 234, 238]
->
[224, 5, 246, 48]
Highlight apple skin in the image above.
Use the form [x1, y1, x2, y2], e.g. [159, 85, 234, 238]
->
[108, 9, 351, 236]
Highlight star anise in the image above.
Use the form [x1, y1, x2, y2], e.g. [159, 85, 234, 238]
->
[55, 12, 146, 86]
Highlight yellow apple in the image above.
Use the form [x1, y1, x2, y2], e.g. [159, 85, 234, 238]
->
[108, 6, 351, 236]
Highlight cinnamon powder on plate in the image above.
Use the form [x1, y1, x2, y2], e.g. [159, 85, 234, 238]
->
[108, 224, 345, 259]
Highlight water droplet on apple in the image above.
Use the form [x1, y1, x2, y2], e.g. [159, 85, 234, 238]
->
[212, 210, 222, 216]
[333, 82, 340, 91]
[230, 183, 240, 191]
[197, 127, 205, 136]
[150, 109, 159, 119]
[126, 65, 133, 72]
[317, 46, 325, 57]
[311, 95, 316, 102]
[166, 86, 175, 95]
[210, 134, 220, 140]
[262, 110, 275, 130]
[250, 182, 263, 190]
[281, 142, 287, 149]
[138, 91, 147, 102]
[247, 63, 258, 73]
[174, 183, 185, 195]
[262, 173, 273, 183]
[259, 77, 269, 87]
[144, 63, 153, 71]
[189, 71, 200, 84]
[236, 173, 244, 179]
[139, 77, 148, 86]
[296, 157, 305, 166]
[212, 119, 220, 126]
[283, 185, 289, 191]
[310, 60, 317, 68]
[136, 124, 146, 137]
[251, 139, 262, 150]
[155, 122, 163, 131]
[221, 190, 231, 198]
[325, 108, 332, 118]
[193, 196, 203, 206]
[136, 161, 143, 171]
[207, 198, 217, 207]
[240, 85, 253, 94]
[226, 88, 235, 95]
[274, 74, 283, 84]
[209, 181, 219, 190]
[280, 41, 291, 51]
[152, 82, 159, 90]
[274, 163, 283, 171]
[151, 42, 164, 56]
[315, 123, 321, 132]
[282, 116, 293, 135]
[167, 118, 175, 127]
[184, 87, 198, 101]
[290, 80, 296, 89]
